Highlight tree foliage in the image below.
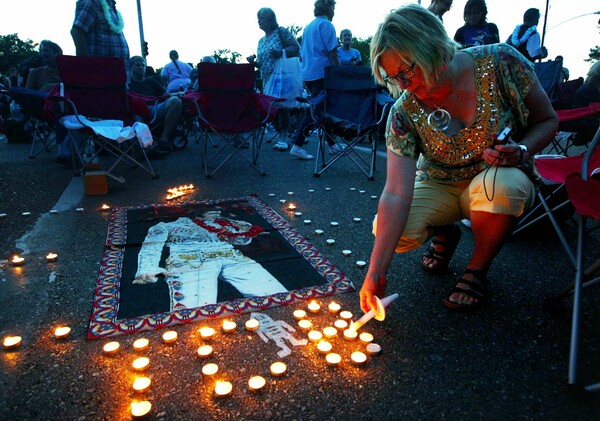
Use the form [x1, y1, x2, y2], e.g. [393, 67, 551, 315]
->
[353, 36, 372, 66]
[0, 34, 39, 74]
[212, 49, 242, 64]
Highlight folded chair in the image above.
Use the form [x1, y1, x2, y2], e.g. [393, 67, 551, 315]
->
[188, 63, 281, 178]
[48, 55, 157, 183]
[307, 66, 393, 180]
[559, 127, 600, 393]
[8, 87, 57, 158]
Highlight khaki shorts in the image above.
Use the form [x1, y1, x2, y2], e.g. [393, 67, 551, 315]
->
[373, 167, 536, 252]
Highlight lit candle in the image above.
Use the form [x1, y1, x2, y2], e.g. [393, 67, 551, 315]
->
[199, 327, 216, 339]
[293, 309, 306, 320]
[196, 345, 213, 359]
[314, 229, 324, 235]
[270, 361, 287, 377]
[54, 326, 71, 340]
[245, 319, 260, 332]
[101, 204, 111, 211]
[202, 363, 219, 377]
[248, 375, 266, 392]
[307, 300, 321, 313]
[297, 319, 312, 331]
[343, 329, 358, 341]
[316, 341, 332, 354]
[132, 377, 151, 392]
[333, 319, 348, 331]
[326, 239, 335, 245]
[287, 203, 297, 211]
[325, 353, 342, 366]
[328, 301, 341, 314]
[339, 311, 353, 321]
[222, 320, 237, 333]
[132, 357, 150, 371]
[133, 338, 149, 352]
[322, 326, 337, 339]
[351, 351, 367, 365]
[102, 341, 120, 355]
[359, 332, 374, 344]
[11, 255, 25, 266]
[3, 336, 22, 350]
[162, 331, 178, 344]
[131, 401, 152, 418]
[307, 330, 323, 342]
[214, 381, 233, 397]
[46, 252, 58, 262]
[366, 343, 382, 356]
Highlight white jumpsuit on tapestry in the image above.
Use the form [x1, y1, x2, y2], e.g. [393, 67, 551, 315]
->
[133, 216, 287, 310]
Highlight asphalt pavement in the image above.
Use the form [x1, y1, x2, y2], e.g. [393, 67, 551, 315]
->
[1, 132, 599, 420]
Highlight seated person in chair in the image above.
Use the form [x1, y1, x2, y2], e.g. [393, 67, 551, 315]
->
[129, 55, 182, 151]
[26, 40, 62, 93]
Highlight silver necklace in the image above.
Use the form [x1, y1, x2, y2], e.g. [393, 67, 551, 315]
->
[427, 107, 451, 132]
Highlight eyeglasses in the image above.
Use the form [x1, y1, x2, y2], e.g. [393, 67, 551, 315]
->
[383, 62, 416, 85]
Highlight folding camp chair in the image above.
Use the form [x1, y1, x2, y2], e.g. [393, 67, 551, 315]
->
[49, 55, 157, 183]
[188, 63, 280, 178]
[534, 60, 563, 106]
[306, 66, 393, 180]
[8, 87, 57, 158]
[558, 128, 600, 393]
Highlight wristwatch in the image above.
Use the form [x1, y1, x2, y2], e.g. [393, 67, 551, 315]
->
[518, 144, 530, 163]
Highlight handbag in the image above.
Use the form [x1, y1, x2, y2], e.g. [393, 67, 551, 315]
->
[263, 51, 303, 107]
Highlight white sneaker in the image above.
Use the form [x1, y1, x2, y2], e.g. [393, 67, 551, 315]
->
[329, 143, 347, 154]
[273, 141, 288, 151]
[290, 145, 314, 160]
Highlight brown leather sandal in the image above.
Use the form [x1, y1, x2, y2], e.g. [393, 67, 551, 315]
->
[420, 223, 462, 274]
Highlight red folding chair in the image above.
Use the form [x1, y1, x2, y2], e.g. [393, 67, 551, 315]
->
[47, 55, 157, 184]
[187, 63, 281, 178]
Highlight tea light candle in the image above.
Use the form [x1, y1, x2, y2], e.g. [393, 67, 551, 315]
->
[162, 330, 178, 344]
[11, 255, 25, 266]
[303, 219, 312, 224]
[22, 212, 31, 216]
[359, 190, 366, 194]
[328, 301, 341, 314]
[54, 326, 71, 340]
[351, 351, 367, 365]
[270, 361, 287, 377]
[314, 229, 324, 235]
[132, 357, 150, 371]
[133, 338, 149, 352]
[196, 345, 213, 359]
[356, 260, 367, 268]
[326, 239, 335, 245]
[366, 343, 382, 356]
[268, 193, 275, 197]
[102, 341, 120, 355]
[297, 319, 312, 331]
[76, 208, 84, 213]
[279, 199, 286, 204]
[3, 336, 22, 350]
[350, 187, 356, 191]
[101, 204, 111, 211]
[308, 189, 315, 193]
[293, 309, 306, 320]
[202, 363, 219, 377]
[199, 327, 216, 339]
[287, 203, 297, 211]
[214, 381, 233, 397]
[325, 353, 341, 366]
[330, 221, 339, 227]
[287, 191, 294, 196]
[294, 212, 303, 217]
[339, 311, 353, 321]
[46, 252, 58, 262]
[371, 195, 378, 200]
[316, 340, 333, 354]
[333, 319, 348, 331]
[245, 318, 260, 332]
[322, 326, 338, 339]
[342, 250, 352, 256]
[132, 377, 151, 392]
[222, 320, 237, 333]
[359, 332, 374, 344]
[248, 375, 266, 392]
[353, 217, 361, 223]
[307, 300, 321, 313]
[131, 401, 152, 418]
[325, 187, 332, 191]
[307, 330, 323, 342]
[343, 329, 358, 341]
[49, 210, 58, 215]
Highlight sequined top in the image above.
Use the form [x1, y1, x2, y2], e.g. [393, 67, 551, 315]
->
[386, 43, 536, 182]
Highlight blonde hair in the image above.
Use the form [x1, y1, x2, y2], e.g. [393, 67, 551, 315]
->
[370, 4, 459, 91]
[585, 61, 600, 86]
